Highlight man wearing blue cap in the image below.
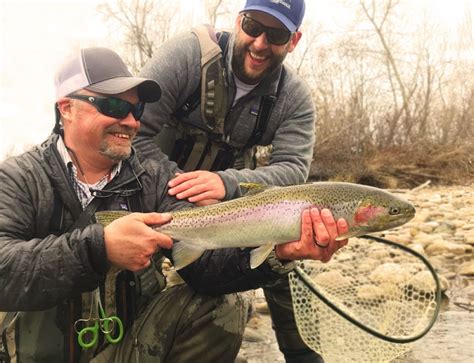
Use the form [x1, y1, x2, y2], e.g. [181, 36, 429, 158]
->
[136, 0, 342, 362]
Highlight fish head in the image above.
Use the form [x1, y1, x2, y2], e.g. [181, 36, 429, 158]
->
[352, 192, 416, 234]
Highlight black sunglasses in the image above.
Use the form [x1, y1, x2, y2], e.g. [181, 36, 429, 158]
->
[68, 94, 145, 120]
[241, 15, 292, 45]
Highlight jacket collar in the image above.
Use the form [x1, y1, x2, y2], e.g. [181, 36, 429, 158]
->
[41, 133, 145, 218]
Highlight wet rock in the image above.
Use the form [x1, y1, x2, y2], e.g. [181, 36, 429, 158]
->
[408, 243, 426, 256]
[313, 270, 353, 289]
[420, 221, 439, 233]
[234, 355, 248, 363]
[462, 223, 474, 230]
[425, 241, 467, 256]
[457, 261, 474, 276]
[464, 232, 474, 245]
[369, 263, 412, 284]
[255, 302, 270, 315]
[356, 284, 385, 300]
[383, 234, 412, 246]
[243, 327, 267, 343]
[433, 222, 456, 234]
[406, 270, 449, 293]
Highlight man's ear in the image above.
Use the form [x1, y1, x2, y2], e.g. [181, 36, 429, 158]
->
[235, 13, 243, 29]
[287, 31, 302, 53]
[57, 98, 72, 121]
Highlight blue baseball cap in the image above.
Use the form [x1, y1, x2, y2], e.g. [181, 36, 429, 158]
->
[240, 0, 306, 32]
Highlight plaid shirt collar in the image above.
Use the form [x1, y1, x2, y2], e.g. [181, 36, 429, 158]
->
[56, 137, 121, 209]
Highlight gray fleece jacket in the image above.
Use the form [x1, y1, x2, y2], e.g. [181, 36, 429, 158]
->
[135, 28, 315, 200]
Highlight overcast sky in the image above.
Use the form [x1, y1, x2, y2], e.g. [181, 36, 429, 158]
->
[0, 0, 471, 159]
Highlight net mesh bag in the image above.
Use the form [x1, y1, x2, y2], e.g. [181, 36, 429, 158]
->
[289, 236, 441, 363]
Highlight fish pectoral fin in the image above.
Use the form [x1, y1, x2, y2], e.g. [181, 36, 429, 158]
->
[172, 242, 206, 270]
[336, 229, 364, 241]
[250, 244, 274, 269]
[95, 211, 131, 226]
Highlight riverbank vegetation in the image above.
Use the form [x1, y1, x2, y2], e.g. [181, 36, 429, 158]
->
[98, 0, 473, 187]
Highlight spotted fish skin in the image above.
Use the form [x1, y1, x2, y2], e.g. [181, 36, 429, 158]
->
[95, 182, 416, 269]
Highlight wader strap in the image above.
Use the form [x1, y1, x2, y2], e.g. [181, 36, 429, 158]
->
[68, 196, 105, 232]
[174, 28, 230, 121]
[63, 197, 107, 363]
[194, 25, 221, 66]
[65, 298, 82, 363]
[50, 190, 64, 234]
[217, 31, 230, 54]
[115, 191, 143, 330]
[183, 137, 207, 171]
[68, 198, 107, 363]
[247, 95, 276, 148]
[246, 67, 286, 148]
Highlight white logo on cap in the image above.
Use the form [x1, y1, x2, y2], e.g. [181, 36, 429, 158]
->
[270, 0, 291, 9]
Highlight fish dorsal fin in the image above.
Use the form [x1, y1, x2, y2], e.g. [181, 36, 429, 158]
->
[172, 242, 206, 270]
[250, 244, 274, 269]
[239, 182, 272, 196]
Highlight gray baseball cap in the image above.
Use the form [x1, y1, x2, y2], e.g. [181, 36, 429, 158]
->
[54, 47, 161, 102]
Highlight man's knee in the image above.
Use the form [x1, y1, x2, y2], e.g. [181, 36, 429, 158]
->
[164, 288, 252, 362]
[207, 291, 252, 339]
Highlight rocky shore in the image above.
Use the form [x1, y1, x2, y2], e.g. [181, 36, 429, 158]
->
[238, 184, 474, 362]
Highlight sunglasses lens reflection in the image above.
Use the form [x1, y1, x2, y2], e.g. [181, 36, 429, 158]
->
[242, 16, 291, 45]
[68, 94, 144, 120]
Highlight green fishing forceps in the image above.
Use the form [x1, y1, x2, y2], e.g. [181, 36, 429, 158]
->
[74, 288, 124, 349]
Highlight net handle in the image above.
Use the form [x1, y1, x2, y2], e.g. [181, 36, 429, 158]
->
[292, 234, 442, 344]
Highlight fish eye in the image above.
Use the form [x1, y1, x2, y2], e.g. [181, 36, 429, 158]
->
[389, 207, 400, 215]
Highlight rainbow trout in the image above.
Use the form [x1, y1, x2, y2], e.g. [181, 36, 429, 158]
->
[95, 182, 415, 270]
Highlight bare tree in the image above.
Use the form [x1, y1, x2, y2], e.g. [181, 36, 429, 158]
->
[97, 0, 473, 185]
[98, 0, 191, 73]
[98, 0, 237, 72]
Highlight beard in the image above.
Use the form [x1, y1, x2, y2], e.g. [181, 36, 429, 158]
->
[232, 35, 289, 85]
[99, 143, 131, 162]
[99, 125, 136, 162]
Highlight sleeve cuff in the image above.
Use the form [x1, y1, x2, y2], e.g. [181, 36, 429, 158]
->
[266, 250, 296, 274]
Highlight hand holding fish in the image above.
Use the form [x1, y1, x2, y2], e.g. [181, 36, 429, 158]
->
[168, 171, 225, 205]
[103, 212, 173, 271]
[275, 208, 349, 263]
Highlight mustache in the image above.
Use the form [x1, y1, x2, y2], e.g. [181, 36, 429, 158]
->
[248, 46, 271, 58]
[105, 125, 137, 137]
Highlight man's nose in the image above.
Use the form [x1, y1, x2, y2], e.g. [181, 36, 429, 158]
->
[118, 112, 140, 129]
[253, 32, 270, 49]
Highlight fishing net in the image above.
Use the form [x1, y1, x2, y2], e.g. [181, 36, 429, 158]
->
[289, 235, 441, 363]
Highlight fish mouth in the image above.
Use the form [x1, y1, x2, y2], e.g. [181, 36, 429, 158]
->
[405, 205, 416, 221]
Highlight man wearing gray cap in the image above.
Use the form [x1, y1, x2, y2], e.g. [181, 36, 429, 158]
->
[0, 46, 347, 362]
[135, 0, 341, 362]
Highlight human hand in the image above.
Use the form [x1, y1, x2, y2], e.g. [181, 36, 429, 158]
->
[103, 212, 173, 271]
[275, 208, 349, 263]
[168, 171, 226, 204]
